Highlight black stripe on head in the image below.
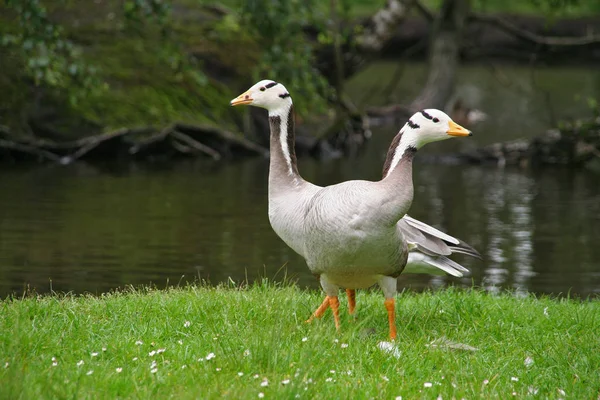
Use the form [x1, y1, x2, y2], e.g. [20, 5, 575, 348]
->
[265, 81, 278, 89]
[407, 119, 420, 129]
[420, 110, 433, 120]
[279, 92, 290, 99]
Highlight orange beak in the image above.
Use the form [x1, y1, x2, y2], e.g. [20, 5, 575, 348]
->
[230, 91, 253, 106]
[447, 120, 472, 137]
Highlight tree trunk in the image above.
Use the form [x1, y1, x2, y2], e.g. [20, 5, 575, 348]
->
[410, 0, 471, 110]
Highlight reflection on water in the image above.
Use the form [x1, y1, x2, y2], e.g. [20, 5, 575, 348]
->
[0, 155, 598, 298]
[481, 170, 536, 295]
[397, 162, 600, 298]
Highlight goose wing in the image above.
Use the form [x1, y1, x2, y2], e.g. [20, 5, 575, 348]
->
[398, 215, 481, 277]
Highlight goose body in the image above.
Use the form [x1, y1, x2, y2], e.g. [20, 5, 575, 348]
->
[232, 80, 479, 339]
[304, 182, 408, 288]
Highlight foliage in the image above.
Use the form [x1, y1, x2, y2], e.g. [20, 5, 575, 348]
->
[238, 0, 333, 115]
[2, 0, 104, 105]
[1, 283, 599, 399]
[471, 0, 600, 15]
[123, 0, 171, 29]
[1, 0, 598, 139]
[0, 0, 179, 109]
[0, 0, 223, 135]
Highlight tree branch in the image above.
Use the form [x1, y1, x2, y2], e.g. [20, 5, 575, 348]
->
[356, 0, 415, 53]
[170, 130, 222, 160]
[470, 13, 600, 47]
[0, 139, 62, 162]
[414, 0, 435, 22]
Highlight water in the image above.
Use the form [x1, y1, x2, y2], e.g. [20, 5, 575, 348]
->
[1, 63, 599, 298]
[349, 61, 600, 144]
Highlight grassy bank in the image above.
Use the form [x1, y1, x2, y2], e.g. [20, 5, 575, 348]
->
[1, 283, 599, 399]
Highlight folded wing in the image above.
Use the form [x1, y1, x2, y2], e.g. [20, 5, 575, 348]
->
[398, 215, 481, 277]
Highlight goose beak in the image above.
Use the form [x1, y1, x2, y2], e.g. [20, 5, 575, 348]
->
[447, 120, 472, 137]
[230, 91, 253, 106]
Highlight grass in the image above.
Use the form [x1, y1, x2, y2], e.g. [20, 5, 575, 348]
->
[1, 281, 599, 399]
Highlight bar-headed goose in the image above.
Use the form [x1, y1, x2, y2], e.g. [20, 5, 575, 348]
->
[231, 80, 479, 339]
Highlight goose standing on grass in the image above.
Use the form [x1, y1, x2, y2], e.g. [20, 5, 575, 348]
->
[231, 80, 480, 339]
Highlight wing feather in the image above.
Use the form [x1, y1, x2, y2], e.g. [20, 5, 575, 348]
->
[399, 215, 480, 277]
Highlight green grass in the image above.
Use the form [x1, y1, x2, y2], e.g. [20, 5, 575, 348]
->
[1, 282, 599, 399]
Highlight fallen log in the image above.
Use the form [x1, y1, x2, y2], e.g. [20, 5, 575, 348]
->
[0, 139, 62, 163]
[57, 127, 154, 164]
[0, 123, 268, 164]
[174, 122, 269, 158]
[459, 117, 600, 168]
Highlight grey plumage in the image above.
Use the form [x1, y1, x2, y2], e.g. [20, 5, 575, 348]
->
[231, 80, 480, 338]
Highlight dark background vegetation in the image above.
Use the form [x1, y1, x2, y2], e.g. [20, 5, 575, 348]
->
[1, 0, 599, 164]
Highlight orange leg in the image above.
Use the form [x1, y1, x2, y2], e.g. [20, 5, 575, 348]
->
[305, 296, 330, 323]
[329, 296, 341, 331]
[346, 289, 356, 315]
[384, 298, 397, 340]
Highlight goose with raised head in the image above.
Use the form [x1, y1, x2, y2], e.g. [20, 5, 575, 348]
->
[231, 80, 480, 339]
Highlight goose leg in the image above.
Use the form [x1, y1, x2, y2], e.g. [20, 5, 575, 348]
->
[307, 289, 355, 321]
[378, 276, 398, 340]
[305, 296, 330, 323]
[346, 289, 356, 315]
[307, 275, 341, 331]
[328, 295, 341, 330]
[305, 295, 340, 330]
[384, 298, 397, 340]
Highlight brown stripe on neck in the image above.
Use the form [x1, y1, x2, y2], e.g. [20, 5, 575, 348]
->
[268, 106, 298, 176]
[382, 130, 417, 178]
[382, 132, 402, 178]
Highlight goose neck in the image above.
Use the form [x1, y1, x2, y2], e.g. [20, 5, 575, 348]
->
[377, 128, 417, 221]
[382, 128, 418, 180]
[268, 104, 300, 188]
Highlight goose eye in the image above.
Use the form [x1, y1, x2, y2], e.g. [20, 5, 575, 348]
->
[260, 87, 266, 92]
[433, 117, 439, 123]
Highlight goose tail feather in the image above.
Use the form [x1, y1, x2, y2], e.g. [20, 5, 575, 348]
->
[399, 215, 481, 277]
[404, 253, 469, 277]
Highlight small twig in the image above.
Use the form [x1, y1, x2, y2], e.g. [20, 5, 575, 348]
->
[128, 126, 170, 155]
[0, 139, 62, 162]
[470, 13, 600, 47]
[59, 127, 145, 149]
[174, 122, 268, 156]
[170, 130, 222, 160]
[58, 128, 133, 164]
[170, 139, 194, 154]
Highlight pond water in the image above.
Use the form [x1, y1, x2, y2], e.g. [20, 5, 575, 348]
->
[1, 62, 599, 298]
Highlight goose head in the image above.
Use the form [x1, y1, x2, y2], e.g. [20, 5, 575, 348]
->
[402, 109, 472, 149]
[230, 80, 292, 114]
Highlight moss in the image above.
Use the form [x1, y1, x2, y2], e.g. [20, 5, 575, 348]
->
[0, 1, 258, 139]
